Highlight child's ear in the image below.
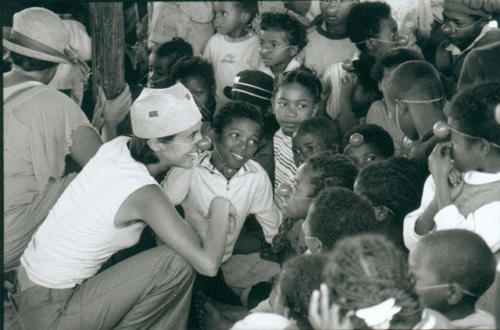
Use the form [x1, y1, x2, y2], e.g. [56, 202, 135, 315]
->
[240, 12, 251, 25]
[373, 206, 390, 222]
[312, 103, 319, 117]
[288, 45, 299, 58]
[478, 138, 492, 159]
[365, 38, 377, 52]
[447, 283, 464, 306]
[147, 138, 166, 152]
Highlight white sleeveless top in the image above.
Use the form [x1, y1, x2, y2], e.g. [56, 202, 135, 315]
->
[21, 136, 157, 289]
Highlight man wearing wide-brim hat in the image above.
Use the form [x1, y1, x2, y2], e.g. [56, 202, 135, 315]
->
[2, 7, 104, 274]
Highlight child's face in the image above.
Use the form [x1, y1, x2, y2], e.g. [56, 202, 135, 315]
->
[409, 245, 449, 311]
[292, 132, 329, 167]
[441, 9, 483, 50]
[448, 117, 478, 172]
[213, 2, 246, 37]
[273, 83, 318, 137]
[371, 17, 401, 58]
[148, 53, 174, 87]
[320, 0, 357, 27]
[181, 75, 214, 120]
[344, 142, 383, 169]
[283, 162, 317, 219]
[259, 29, 295, 69]
[215, 118, 261, 170]
[352, 83, 377, 118]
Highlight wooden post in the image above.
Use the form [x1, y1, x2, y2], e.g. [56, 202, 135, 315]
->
[89, 2, 125, 100]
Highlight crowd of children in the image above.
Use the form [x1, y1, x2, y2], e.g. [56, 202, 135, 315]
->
[3, 1, 500, 329]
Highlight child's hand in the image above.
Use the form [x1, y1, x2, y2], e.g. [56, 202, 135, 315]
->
[448, 168, 465, 200]
[428, 142, 454, 181]
[92, 84, 132, 129]
[309, 283, 353, 330]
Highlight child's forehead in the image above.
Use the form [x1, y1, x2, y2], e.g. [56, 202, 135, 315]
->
[215, 1, 239, 12]
[276, 82, 314, 99]
[259, 28, 289, 42]
[293, 131, 324, 144]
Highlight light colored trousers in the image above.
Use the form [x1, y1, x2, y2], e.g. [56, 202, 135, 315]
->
[11, 245, 194, 329]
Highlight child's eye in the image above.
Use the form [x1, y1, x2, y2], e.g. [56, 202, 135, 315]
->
[277, 101, 287, 107]
[292, 148, 301, 155]
[249, 139, 259, 146]
[229, 133, 239, 139]
[366, 155, 377, 162]
[298, 104, 309, 109]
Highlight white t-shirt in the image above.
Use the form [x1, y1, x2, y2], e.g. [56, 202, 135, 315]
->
[21, 136, 157, 288]
[203, 33, 261, 108]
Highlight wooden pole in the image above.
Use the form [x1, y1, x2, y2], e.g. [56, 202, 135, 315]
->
[89, 2, 125, 100]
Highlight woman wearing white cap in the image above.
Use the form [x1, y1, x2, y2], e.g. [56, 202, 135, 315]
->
[3, 7, 104, 273]
[11, 82, 235, 329]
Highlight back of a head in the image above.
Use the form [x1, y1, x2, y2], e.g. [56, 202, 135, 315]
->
[357, 158, 423, 221]
[307, 152, 358, 193]
[458, 41, 500, 91]
[346, 2, 391, 51]
[342, 124, 395, 158]
[324, 234, 422, 328]
[385, 60, 444, 104]
[296, 117, 340, 151]
[260, 12, 308, 52]
[279, 254, 328, 328]
[308, 187, 377, 250]
[154, 37, 193, 59]
[372, 47, 424, 83]
[447, 82, 500, 145]
[418, 229, 496, 298]
[170, 56, 215, 89]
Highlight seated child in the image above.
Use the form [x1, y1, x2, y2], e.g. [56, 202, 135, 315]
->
[409, 229, 497, 329]
[203, 1, 260, 107]
[254, 68, 322, 211]
[310, 234, 453, 329]
[292, 117, 340, 167]
[384, 60, 446, 166]
[435, 0, 500, 97]
[223, 70, 279, 142]
[146, 37, 193, 88]
[163, 101, 280, 303]
[366, 47, 424, 155]
[170, 56, 216, 123]
[257, 12, 307, 77]
[355, 157, 425, 252]
[271, 152, 358, 263]
[321, 1, 408, 136]
[302, 0, 358, 77]
[342, 124, 395, 169]
[404, 82, 500, 253]
[273, 254, 328, 329]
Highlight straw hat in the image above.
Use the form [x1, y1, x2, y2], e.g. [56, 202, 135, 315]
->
[131, 83, 202, 139]
[3, 7, 72, 63]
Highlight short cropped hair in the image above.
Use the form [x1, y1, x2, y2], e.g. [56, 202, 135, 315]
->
[212, 101, 264, 136]
[346, 2, 392, 52]
[342, 124, 395, 158]
[418, 229, 497, 299]
[385, 60, 444, 104]
[308, 187, 377, 250]
[307, 152, 358, 194]
[153, 37, 193, 59]
[295, 117, 340, 150]
[274, 67, 322, 103]
[236, 1, 259, 22]
[260, 12, 308, 51]
[372, 47, 424, 83]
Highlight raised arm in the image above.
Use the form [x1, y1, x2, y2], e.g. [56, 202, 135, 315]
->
[115, 184, 230, 276]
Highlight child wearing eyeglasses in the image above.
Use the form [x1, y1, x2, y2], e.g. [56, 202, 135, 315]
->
[257, 12, 307, 78]
[403, 82, 500, 255]
[409, 230, 496, 329]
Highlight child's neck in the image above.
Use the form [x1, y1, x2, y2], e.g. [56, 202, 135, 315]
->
[210, 149, 239, 180]
[442, 302, 476, 321]
[271, 58, 292, 76]
[226, 26, 251, 41]
[320, 21, 347, 39]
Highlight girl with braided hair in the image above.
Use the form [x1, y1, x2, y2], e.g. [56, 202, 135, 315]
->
[354, 157, 426, 253]
[309, 234, 452, 329]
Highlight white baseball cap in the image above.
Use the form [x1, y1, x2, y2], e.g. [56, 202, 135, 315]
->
[131, 83, 202, 138]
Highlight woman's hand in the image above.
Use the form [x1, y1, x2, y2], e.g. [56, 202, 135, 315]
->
[208, 197, 238, 234]
[309, 283, 353, 330]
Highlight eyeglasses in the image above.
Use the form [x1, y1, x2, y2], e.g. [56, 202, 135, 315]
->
[394, 96, 445, 145]
[416, 284, 478, 298]
[433, 121, 500, 149]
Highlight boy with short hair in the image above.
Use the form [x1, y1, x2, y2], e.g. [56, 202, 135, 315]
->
[302, 0, 359, 77]
[203, 1, 260, 107]
[257, 12, 308, 78]
[409, 229, 497, 329]
[384, 60, 446, 166]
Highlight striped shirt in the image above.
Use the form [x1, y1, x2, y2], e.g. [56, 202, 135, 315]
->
[273, 129, 297, 211]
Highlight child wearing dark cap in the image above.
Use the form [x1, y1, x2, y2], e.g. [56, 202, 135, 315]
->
[409, 230, 496, 329]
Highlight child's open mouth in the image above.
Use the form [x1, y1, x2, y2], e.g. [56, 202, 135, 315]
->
[231, 152, 244, 162]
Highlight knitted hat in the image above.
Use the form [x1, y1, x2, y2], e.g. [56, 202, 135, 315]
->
[131, 83, 202, 138]
[3, 7, 72, 63]
[443, 0, 500, 17]
[223, 70, 274, 109]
